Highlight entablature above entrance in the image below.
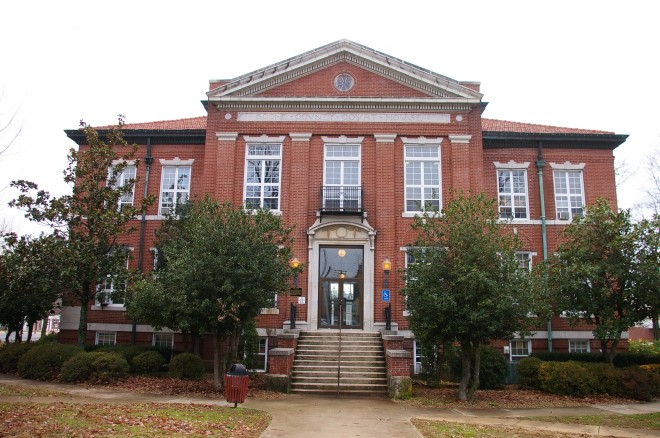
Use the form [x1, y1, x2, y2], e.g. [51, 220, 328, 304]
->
[307, 217, 377, 251]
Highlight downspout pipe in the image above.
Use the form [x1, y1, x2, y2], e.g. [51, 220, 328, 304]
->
[132, 138, 153, 343]
[536, 141, 552, 351]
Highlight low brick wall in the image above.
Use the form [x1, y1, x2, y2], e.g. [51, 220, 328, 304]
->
[382, 334, 413, 398]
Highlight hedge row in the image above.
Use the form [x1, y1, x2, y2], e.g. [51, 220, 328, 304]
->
[517, 358, 660, 400]
[530, 351, 660, 367]
[0, 341, 202, 383]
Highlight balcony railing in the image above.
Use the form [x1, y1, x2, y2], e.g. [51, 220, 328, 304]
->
[320, 186, 364, 215]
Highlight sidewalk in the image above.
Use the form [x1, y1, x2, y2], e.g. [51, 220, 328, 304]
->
[2, 374, 660, 437]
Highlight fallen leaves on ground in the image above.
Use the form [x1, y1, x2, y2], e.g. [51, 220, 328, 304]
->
[0, 402, 270, 437]
[401, 382, 638, 409]
[95, 374, 285, 401]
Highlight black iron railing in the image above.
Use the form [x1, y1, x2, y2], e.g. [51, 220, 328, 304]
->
[320, 186, 363, 213]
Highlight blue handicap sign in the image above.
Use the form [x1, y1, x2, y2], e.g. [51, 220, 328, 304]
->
[382, 289, 390, 302]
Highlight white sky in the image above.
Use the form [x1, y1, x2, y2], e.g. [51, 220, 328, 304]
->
[1, 0, 659, 235]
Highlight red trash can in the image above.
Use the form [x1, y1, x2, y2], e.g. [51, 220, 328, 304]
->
[224, 363, 249, 407]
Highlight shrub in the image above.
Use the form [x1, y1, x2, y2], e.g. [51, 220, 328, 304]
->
[0, 342, 35, 373]
[91, 352, 130, 382]
[613, 353, 660, 367]
[477, 346, 508, 389]
[60, 353, 95, 382]
[537, 361, 597, 396]
[619, 366, 654, 401]
[36, 333, 59, 344]
[97, 345, 148, 365]
[629, 340, 660, 355]
[531, 352, 605, 363]
[169, 352, 205, 380]
[61, 352, 129, 383]
[516, 357, 544, 389]
[450, 345, 508, 389]
[17, 343, 82, 381]
[587, 363, 621, 395]
[132, 351, 165, 375]
[640, 364, 660, 395]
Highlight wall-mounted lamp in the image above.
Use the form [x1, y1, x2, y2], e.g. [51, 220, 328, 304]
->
[290, 257, 301, 287]
[338, 248, 346, 257]
[382, 257, 391, 288]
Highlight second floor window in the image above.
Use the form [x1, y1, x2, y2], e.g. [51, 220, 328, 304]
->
[245, 144, 281, 210]
[405, 145, 440, 212]
[160, 166, 191, 215]
[497, 169, 528, 219]
[108, 164, 136, 210]
[553, 170, 584, 220]
[323, 144, 361, 210]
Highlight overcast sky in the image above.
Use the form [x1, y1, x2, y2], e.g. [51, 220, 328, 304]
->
[1, 0, 658, 235]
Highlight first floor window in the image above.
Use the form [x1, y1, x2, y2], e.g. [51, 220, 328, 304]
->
[245, 144, 281, 210]
[96, 331, 117, 346]
[153, 332, 174, 349]
[509, 339, 531, 361]
[414, 340, 424, 374]
[515, 252, 532, 272]
[497, 169, 528, 219]
[248, 337, 268, 372]
[568, 339, 590, 353]
[405, 144, 440, 212]
[553, 169, 584, 220]
[160, 166, 191, 215]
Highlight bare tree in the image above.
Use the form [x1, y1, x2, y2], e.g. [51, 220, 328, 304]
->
[645, 145, 660, 215]
[0, 88, 22, 157]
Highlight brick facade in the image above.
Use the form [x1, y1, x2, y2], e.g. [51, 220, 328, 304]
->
[62, 40, 627, 367]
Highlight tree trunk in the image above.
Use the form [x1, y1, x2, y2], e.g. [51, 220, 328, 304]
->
[600, 338, 619, 366]
[467, 343, 481, 401]
[78, 284, 91, 347]
[458, 343, 472, 401]
[40, 316, 48, 337]
[653, 315, 660, 341]
[213, 333, 223, 390]
[26, 321, 33, 342]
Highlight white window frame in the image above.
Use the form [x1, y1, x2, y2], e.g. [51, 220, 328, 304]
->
[515, 251, 533, 272]
[568, 339, 590, 353]
[403, 138, 442, 213]
[322, 136, 363, 210]
[96, 248, 131, 308]
[414, 340, 424, 374]
[244, 141, 282, 211]
[153, 332, 174, 349]
[96, 331, 117, 346]
[551, 163, 585, 221]
[509, 339, 531, 361]
[109, 161, 137, 210]
[159, 159, 193, 216]
[496, 168, 529, 220]
[247, 337, 269, 372]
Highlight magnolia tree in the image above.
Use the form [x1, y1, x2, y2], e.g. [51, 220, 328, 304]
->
[403, 193, 542, 401]
[127, 197, 295, 389]
[550, 198, 647, 364]
[10, 117, 153, 346]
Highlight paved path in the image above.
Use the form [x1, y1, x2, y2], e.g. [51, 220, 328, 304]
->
[2, 374, 660, 437]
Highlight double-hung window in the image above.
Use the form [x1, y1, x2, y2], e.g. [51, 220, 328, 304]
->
[568, 339, 590, 353]
[509, 339, 531, 361]
[552, 165, 585, 220]
[159, 164, 191, 215]
[153, 332, 174, 349]
[96, 331, 117, 346]
[97, 248, 130, 307]
[497, 169, 528, 219]
[515, 252, 533, 272]
[323, 139, 362, 211]
[109, 162, 136, 210]
[245, 143, 281, 210]
[404, 140, 441, 213]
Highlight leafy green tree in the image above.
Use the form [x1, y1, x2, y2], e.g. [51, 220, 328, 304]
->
[0, 233, 65, 342]
[403, 192, 539, 401]
[126, 197, 294, 388]
[9, 117, 153, 346]
[551, 198, 645, 364]
[634, 214, 660, 340]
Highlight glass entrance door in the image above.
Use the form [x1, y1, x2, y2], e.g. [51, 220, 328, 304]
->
[318, 246, 363, 329]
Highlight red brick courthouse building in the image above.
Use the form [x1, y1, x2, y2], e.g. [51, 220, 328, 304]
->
[62, 40, 627, 393]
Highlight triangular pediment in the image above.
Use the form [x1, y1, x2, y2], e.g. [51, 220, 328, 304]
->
[207, 40, 482, 111]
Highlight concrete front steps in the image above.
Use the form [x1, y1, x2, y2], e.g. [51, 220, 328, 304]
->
[290, 331, 388, 395]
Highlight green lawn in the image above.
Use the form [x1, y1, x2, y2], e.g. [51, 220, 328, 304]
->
[412, 419, 581, 437]
[527, 412, 660, 430]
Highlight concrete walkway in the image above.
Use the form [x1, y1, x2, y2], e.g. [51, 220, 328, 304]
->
[2, 374, 660, 437]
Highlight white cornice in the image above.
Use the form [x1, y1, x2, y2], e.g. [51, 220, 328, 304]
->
[216, 132, 238, 141]
[289, 133, 313, 142]
[322, 135, 364, 144]
[494, 160, 530, 169]
[374, 134, 397, 143]
[550, 161, 586, 170]
[401, 136, 442, 145]
[449, 134, 472, 144]
[243, 135, 286, 143]
[159, 157, 194, 166]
